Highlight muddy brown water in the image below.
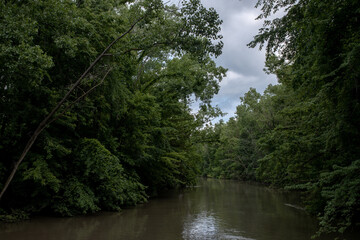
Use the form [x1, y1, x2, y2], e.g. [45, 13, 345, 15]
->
[0, 178, 358, 240]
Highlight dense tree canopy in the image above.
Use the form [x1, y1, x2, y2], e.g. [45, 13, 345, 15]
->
[0, 0, 225, 219]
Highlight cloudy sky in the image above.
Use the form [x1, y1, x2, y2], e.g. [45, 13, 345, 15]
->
[193, 0, 278, 122]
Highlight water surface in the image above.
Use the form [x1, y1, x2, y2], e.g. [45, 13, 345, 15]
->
[0, 179, 356, 239]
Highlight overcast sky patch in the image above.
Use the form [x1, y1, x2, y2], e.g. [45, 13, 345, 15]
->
[198, 0, 278, 122]
[168, 0, 279, 122]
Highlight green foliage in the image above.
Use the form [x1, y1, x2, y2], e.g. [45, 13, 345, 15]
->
[0, 0, 224, 219]
[250, 0, 360, 233]
[0, 209, 29, 223]
[22, 157, 61, 193]
[201, 85, 285, 181]
[53, 178, 100, 216]
[315, 160, 360, 236]
[50, 138, 147, 216]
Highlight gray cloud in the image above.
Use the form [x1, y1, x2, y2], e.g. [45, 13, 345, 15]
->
[200, 0, 278, 121]
[169, 0, 278, 122]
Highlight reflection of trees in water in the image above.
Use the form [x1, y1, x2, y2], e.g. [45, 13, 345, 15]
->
[0, 179, 323, 240]
[0, 211, 150, 240]
[0, 216, 101, 240]
[182, 179, 317, 240]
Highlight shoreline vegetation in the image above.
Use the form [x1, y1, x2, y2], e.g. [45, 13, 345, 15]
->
[1, 0, 359, 239]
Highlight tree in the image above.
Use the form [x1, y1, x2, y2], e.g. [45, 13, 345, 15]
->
[0, 0, 225, 218]
[248, 0, 360, 236]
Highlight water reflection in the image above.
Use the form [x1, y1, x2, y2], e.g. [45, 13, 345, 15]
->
[182, 211, 255, 240]
[183, 211, 218, 239]
[0, 179, 358, 240]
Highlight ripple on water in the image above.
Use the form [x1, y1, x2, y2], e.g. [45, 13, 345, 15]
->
[182, 211, 255, 240]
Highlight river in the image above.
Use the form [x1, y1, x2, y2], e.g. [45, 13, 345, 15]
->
[0, 179, 356, 240]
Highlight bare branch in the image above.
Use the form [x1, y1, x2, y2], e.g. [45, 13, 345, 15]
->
[48, 68, 113, 126]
